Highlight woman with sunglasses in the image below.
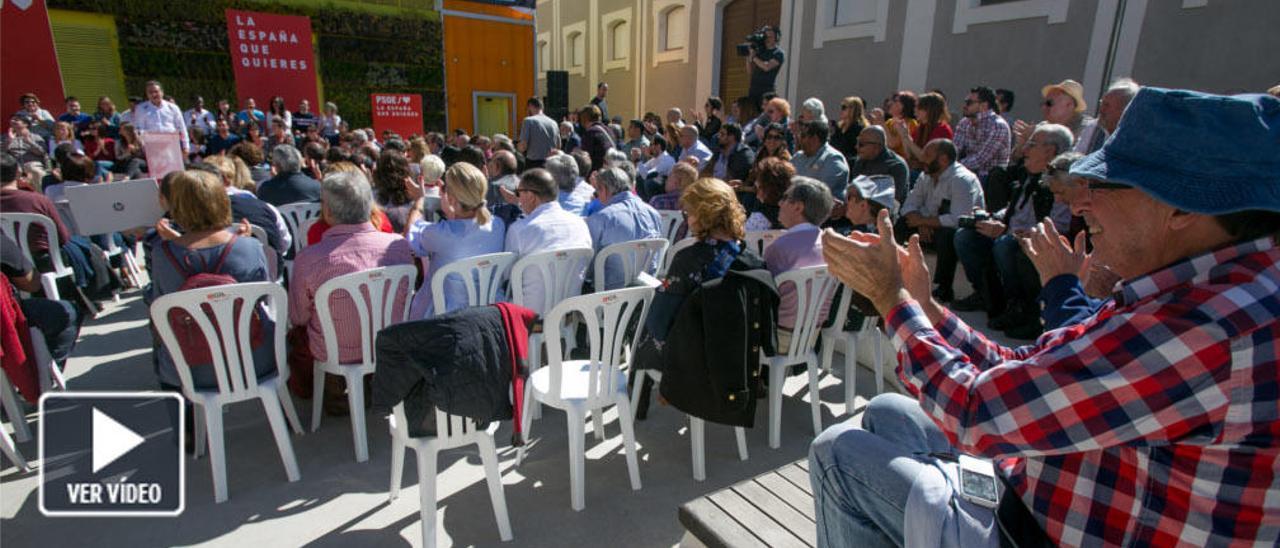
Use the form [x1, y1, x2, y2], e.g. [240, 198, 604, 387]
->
[830, 96, 869, 160]
[734, 122, 792, 207]
[883, 91, 919, 161]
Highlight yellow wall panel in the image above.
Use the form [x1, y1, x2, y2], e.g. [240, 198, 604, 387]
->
[48, 10, 128, 112]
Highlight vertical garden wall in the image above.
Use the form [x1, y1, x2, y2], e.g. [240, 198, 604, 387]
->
[47, 0, 445, 131]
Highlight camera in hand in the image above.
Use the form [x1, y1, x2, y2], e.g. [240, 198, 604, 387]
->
[957, 209, 991, 229]
[736, 25, 772, 57]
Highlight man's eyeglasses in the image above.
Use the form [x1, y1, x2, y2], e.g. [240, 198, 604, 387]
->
[514, 188, 536, 195]
[1042, 99, 1056, 108]
[856, 140, 880, 147]
[1086, 180, 1131, 191]
[963, 99, 977, 105]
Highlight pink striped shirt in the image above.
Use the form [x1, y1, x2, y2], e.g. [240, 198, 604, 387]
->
[288, 223, 414, 363]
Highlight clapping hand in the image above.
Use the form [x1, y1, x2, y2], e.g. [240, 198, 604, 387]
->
[1018, 220, 1086, 286]
[821, 209, 911, 315]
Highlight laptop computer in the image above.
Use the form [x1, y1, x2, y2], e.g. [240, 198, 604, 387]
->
[64, 178, 165, 236]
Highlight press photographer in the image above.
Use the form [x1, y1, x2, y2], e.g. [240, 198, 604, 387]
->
[740, 25, 785, 110]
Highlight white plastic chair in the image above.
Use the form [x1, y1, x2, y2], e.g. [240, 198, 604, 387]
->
[819, 285, 886, 411]
[0, 213, 74, 301]
[311, 265, 417, 462]
[429, 252, 517, 316]
[0, 367, 28, 471]
[248, 225, 282, 283]
[388, 404, 512, 548]
[510, 248, 593, 416]
[656, 210, 684, 244]
[592, 238, 669, 291]
[744, 229, 786, 257]
[762, 266, 840, 449]
[150, 282, 304, 503]
[278, 202, 321, 279]
[659, 237, 698, 277]
[103, 236, 147, 289]
[515, 286, 652, 511]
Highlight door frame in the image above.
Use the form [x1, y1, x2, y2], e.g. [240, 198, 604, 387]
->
[472, 91, 517, 137]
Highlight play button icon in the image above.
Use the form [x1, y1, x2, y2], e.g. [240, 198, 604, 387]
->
[92, 408, 146, 474]
[39, 392, 185, 517]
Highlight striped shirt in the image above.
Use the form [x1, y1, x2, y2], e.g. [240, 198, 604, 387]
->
[887, 237, 1280, 546]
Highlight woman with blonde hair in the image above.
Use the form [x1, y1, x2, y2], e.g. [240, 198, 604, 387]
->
[830, 96, 869, 159]
[631, 177, 772, 414]
[403, 161, 507, 318]
[48, 121, 82, 157]
[146, 169, 275, 391]
[204, 155, 292, 256]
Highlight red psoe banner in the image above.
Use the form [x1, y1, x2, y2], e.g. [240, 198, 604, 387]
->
[371, 93, 424, 139]
[1, 0, 65, 132]
[225, 9, 318, 113]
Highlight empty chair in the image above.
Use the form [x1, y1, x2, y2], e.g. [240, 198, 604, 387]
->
[388, 405, 512, 548]
[744, 229, 786, 257]
[516, 286, 652, 511]
[429, 252, 517, 316]
[150, 282, 303, 503]
[509, 246, 593, 380]
[310, 265, 417, 462]
[818, 285, 886, 411]
[0, 212, 74, 300]
[656, 210, 684, 243]
[761, 265, 840, 449]
[277, 202, 321, 278]
[591, 238, 668, 291]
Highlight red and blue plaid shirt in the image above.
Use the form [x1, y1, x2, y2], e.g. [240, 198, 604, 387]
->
[953, 110, 1011, 179]
[886, 237, 1280, 546]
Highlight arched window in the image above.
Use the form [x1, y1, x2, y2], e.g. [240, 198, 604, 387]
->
[608, 20, 630, 61]
[537, 39, 550, 71]
[567, 31, 584, 67]
[658, 5, 687, 52]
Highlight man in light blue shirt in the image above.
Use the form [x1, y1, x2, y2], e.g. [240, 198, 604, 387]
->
[791, 119, 849, 200]
[585, 166, 663, 290]
[547, 154, 594, 216]
[506, 168, 593, 309]
[677, 125, 713, 172]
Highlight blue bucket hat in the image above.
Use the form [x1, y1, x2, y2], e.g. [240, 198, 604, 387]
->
[1070, 87, 1280, 214]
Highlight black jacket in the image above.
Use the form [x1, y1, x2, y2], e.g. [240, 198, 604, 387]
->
[372, 306, 513, 437]
[659, 253, 779, 428]
[257, 171, 321, 207]
[705, 142, 756, 182]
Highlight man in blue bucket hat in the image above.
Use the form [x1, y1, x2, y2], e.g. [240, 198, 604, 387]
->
[810, 87, 1280, 547]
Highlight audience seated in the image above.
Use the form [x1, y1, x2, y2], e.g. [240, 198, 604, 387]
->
[305, 162, 394, 244]
[703, 123, 754, 183]
[403, 162, 506, 319]
[201, 155, 292, 261]
[953, 86, 1012, 182]
[829, 96, 868, 161]
[636, 134, 675, 198]
[257, 144, 320, 207]
[505, 168, 592, 304]
[893, 92, 953, 176]
[763, 177, 833, 348]
[677, 125, 714, 172]
[896, 139, 983, 303]
[849, 125, 910, 206]
[371, 150, 419, 234]
[146, 169, 275, 391]
[882, 90, 919, 162]
[585, 165, 663, 290]
[484, 150, 519, 207]
[0, 152, 72, 264]
[744, 156, 794, 231]
[791, 119, 850, 200]
[649, 161, 698, 211]
[953, 123, 1074, 339]
[287, 170, 413, 405]
[546, 153, 591, 216]
[579, 105, 614, 173]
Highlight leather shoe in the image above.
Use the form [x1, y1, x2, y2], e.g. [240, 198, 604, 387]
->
[951, 294, 985, 312]
[931, 286, 954, 303]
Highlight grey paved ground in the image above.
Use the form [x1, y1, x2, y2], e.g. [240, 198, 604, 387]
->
[1, 273, 1013, 547]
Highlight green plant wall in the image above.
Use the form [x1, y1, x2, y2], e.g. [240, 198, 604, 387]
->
[48, 0, 445, 132]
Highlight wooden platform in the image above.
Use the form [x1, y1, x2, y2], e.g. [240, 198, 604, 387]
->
[678, 459, 816, 547]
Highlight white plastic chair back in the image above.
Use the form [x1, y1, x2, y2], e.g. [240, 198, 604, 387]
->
[392, 404, 491, 451]
[149, 282, 290, 401]
[278, 202, 321, 255]
[592, 238, 669, 291]
[248, 225, 281, 282]
[744, 229, 786, 257]
[660, 237, 698, 277]
[541, 286, 653, 408]
[656, 210, 684, 243]
[773, 265, 840, 360]
[510, 247, 593, 315]
[1, 212, 74, 299]
[314, 265, 417, 367]
[430, 252, 516, 315]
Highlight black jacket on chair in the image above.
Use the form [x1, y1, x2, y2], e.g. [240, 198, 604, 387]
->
[659, 257, 779, 428]
[372, 306, 512, 437]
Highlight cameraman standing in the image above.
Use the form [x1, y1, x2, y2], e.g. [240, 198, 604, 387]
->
[746, 26, 785, 110]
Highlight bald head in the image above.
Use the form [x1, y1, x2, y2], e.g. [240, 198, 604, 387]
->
[856, 126, 886, 161]
[489, 150, 517, 176]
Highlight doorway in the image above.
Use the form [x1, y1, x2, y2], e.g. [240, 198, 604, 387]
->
[473, 93, 515, 137]
[718, 0, 782, 113]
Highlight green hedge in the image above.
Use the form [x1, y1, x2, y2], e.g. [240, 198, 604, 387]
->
[49, 0, 443, 132]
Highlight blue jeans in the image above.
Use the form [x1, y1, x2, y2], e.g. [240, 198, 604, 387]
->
[809, 393, 953, 548]
[954, 227, 993, 296]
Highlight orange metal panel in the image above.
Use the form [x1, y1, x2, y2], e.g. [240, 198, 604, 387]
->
[442, 0, 533, 21]
[443, 13, 534, 134]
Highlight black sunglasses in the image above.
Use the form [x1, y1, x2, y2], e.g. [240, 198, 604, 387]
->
[1086, 180, 1131, 190]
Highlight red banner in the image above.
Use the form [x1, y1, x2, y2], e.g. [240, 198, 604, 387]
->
[1, 0, 65, 132]
[225, 9, 318, 113]
[371, 93, 424, 139]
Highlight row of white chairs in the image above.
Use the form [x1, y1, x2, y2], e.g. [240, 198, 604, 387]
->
[1, 212, 148, 302]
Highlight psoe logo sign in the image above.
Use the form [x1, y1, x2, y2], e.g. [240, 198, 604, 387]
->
[39, 392, 185, 517]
